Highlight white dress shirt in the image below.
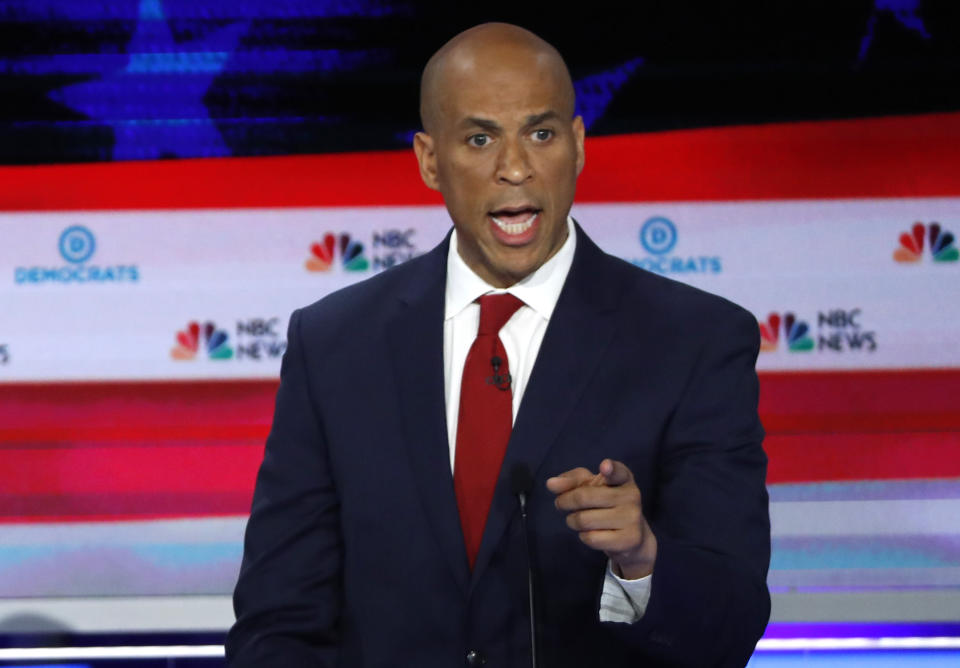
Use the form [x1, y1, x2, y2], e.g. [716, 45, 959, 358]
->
[443, 217, 652, 623]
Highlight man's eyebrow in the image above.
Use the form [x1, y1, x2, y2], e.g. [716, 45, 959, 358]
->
[524, 111, 561, 126]
[458, 111, 562, 132]
[461, 117, 502, 132]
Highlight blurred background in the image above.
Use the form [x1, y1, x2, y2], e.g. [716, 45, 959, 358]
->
[1, 1, 959, 666]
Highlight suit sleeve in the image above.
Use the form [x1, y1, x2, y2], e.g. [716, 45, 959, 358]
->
[608, 305, 771, 667]
[226, 309, 343, 667]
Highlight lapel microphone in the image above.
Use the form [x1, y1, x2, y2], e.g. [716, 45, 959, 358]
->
[511, 463, 538, 668]
[487, 356, 512, 391]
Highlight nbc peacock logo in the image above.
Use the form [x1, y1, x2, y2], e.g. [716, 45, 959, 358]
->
[893, 222, 958, 263]
[171, 321, 234, 361]
[305, 233, 370, 272]
[758, 312, 814, 353]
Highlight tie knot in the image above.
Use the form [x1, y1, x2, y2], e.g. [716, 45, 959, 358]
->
[477, 293, 524, 335]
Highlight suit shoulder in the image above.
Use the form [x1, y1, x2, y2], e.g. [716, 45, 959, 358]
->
[294, 246, 442, 333]
[603, 254, 757, 336]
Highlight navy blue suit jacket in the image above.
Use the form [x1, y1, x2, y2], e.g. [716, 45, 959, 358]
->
[227, 224, 771, 667]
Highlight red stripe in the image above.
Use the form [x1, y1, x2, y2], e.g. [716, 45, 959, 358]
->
[1, 369, 957, 521]
[582, 112, 960, 203]
[765, 432, 960, 484]
[3, 371, 956, 441]
[0, 493, 253, 523]
[1, 112, 958, 211]
[0, 380, 276, 443]
[2, 425, 270, 446]
[758, 369, 960, 432]
[759, 369, 960, 483]
[0, 445, 261, 495]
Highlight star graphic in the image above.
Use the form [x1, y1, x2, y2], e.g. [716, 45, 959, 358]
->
[574, 57, 646, 131]
[47, 0, 247, 160]
[858, 0, 932, 63]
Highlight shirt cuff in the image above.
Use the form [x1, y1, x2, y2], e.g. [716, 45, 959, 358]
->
[598, 560, 653, 623]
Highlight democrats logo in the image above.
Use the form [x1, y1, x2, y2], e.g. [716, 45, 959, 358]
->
[759, 309, 876, 354]
[627, 217, 722, 275]
[306, 229, 422, 274]
[640, 217, 678, 254]
[60, 226, 96, 263]
[14, 225, 140, 285]
[894, 222, 958, 263]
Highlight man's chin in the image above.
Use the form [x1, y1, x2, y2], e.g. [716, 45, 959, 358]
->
[481, 252, 548, 287]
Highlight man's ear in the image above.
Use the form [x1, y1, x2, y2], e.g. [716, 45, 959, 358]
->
[413, 131, 440, 191]
[572, 115, 586, 176]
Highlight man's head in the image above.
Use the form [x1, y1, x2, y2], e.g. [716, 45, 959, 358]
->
[414, 23, 585, 288]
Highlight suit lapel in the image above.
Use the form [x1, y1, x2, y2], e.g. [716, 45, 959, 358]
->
[471, 226, 624, 586]
[386, 235, 471, 596]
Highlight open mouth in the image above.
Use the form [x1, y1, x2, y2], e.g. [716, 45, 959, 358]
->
[489, 206, 541, 236]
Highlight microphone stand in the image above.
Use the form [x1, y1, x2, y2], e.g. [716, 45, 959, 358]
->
[512, 464, 538, 668]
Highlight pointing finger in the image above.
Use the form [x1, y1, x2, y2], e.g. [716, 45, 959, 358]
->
[599, 459, 634, 487]
[546, 467, 595, 494]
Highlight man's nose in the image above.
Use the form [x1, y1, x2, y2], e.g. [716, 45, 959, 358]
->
[495, 139, 533, 185]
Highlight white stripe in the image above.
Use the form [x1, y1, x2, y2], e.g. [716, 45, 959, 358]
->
[0, 516, 247, 546]
[771, 590, 960, 623]
[769, 566, 960, 589]
[0, 595, 234, 632]
[0, 645, 224, 660]
[1, 637, 958, 659]
[3, 198, 960, 381]
[756, 637, 960, 651]
[770, 499, 960, 536]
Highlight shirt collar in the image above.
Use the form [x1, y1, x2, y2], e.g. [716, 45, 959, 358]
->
[444, 216, 577, 321]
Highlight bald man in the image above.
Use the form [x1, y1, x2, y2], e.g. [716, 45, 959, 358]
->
[227, 23, 770, 668]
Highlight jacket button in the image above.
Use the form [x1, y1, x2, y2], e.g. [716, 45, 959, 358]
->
[466, 649, 486, 666]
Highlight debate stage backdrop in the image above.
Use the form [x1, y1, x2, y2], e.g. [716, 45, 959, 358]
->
[1, 0, 959, 634]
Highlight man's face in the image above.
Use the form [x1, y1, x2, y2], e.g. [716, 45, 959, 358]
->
[414, 48, 585, 288]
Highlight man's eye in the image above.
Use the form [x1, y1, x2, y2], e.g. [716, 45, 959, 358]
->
[532, 129, 553, 141]
[468, 134, 489, 147]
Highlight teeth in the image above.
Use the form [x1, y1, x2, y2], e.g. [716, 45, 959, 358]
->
[491, 211, 537, 235]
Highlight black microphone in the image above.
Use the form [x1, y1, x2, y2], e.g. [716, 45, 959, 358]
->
[511, 463, 538, 668]
[488, 356, 512, 391]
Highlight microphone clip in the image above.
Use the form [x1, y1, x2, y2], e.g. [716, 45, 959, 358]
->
[486, 356, 512, 391]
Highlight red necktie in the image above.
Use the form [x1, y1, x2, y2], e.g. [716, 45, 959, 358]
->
[454, 293, 525, 569]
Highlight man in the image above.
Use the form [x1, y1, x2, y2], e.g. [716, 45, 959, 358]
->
[227, 23, 770, 668]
